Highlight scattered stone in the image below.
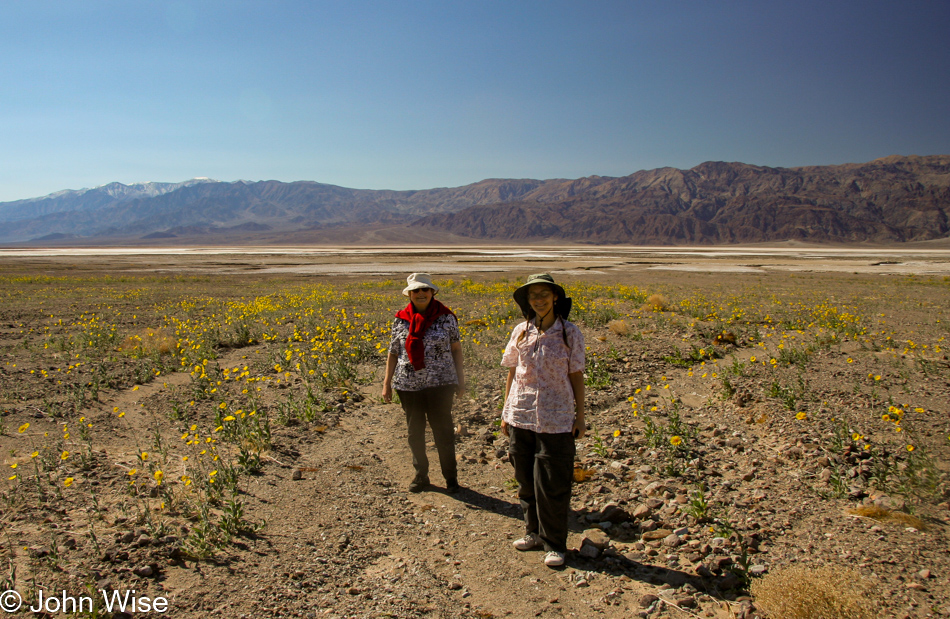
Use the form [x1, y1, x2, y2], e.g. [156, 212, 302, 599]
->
[918, 569, 931, 580]
[639, 594, 659, 608]
[749, 564, 768, 576]
[578, 543, 600, 559]
[132, 564, 154, 577]
[719, 571, 741, 590]
[292, 469, 303, 481]
[662, 534, 681, 548]
[632, 503, 652, 519]
[673, 594, 696, 608]
[582, 528, 610, 550]
[642, 529, 673, 542]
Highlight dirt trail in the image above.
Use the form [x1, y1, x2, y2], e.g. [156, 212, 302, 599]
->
[88, 357, 727, 619]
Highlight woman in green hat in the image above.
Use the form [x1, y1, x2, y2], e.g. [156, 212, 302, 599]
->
[500, 273, 585, 568]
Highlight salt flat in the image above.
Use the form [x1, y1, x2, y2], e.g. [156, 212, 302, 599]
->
[1, 244, 949, 276]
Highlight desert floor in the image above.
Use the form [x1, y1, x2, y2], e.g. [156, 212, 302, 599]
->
[0, 246, 948, 619]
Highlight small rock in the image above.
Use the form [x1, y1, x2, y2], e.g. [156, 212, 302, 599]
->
[632, 503, 652, 519]
[645, 498, 665, 510]
[135, 534, 152, 547]
[601, 504, 630, 523]
[582, 528, 610, 550]
[132, 565, 154, 577]
[28, 546, 49, 559]
[448, 582, 462, 590]
[578, 543, 601, 559]
[118, 531, 135, 544]
[719, 571, 741, 590]
[663, 534, 682, 548]
[906, 582, 926, 591]
[574, 579, 589, 588]
[749, 564, 768, 576]
[642, 529, 673, 542]
[674, 594, 696, 608]
[639, 594, 659, 608]
[292, 469, 303, 481]
[918, 569, 931, 580]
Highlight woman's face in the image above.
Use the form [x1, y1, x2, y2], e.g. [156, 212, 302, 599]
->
[409, 287, 434, 311]
[527, 283, 557, 317]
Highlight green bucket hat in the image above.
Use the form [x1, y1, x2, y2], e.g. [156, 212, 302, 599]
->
[512, 273, 572, 319]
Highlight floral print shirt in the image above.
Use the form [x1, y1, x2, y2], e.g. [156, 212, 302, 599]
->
[501, 318, 585, 434]
[388, 314, 461, 391]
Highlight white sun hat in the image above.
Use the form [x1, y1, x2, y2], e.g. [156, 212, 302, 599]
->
[402, 273, 439, 296]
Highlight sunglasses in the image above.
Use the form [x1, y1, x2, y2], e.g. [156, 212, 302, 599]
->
[412, 287, 433, 293]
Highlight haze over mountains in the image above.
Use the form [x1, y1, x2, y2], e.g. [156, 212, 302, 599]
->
[2, 156, 948, 245]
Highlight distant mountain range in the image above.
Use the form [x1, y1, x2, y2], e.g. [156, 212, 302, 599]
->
[2, 155, 948, 245]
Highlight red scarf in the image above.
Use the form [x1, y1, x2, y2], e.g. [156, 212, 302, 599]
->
[395, 299, 455, 370]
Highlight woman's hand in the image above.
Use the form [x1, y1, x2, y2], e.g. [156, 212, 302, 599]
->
[572, 416, 586, 440]
[501, 419, 509, 437]
[382, 382, 393, 403]
[456, 381, 466, 399]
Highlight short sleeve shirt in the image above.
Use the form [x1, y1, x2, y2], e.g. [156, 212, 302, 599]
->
[388, 314, 461, 391]
[501, 318, 585, 434]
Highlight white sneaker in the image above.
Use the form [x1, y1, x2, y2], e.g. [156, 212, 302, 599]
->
[543, 551, 566, 567]
[513, 533, 543, 551]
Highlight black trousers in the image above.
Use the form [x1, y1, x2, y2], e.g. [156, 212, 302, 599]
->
[508, 425, 576, 553]
[396, 385, 458, 484]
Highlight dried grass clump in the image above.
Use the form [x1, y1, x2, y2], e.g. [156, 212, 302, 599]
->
[607, 319, 630, 337]
[640, 293, 668, 312]
[848, 504, 928, 530]
[751, 564, 875, 619]
[119, 328, 176, 356]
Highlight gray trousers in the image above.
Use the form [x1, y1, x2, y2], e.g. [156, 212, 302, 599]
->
[397, 385, 458, 484]
[508, 425, 576, 553]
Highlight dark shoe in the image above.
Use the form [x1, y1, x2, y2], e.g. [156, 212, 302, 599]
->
[408, 477, 430, 493]
[446, 480, 462, 494]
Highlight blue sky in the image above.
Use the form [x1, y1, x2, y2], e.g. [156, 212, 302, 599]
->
[1, 0, 948, 202]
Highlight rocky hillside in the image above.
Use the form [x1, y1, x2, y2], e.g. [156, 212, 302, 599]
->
[412, 155, 950, 244]
[3, 155, 948, 244]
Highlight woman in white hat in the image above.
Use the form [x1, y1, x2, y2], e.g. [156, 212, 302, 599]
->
[383, 273, 465, 493]
[501, 273, 585, 568]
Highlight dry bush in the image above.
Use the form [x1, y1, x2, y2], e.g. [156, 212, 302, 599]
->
[119, 328, 176, 356]
[751, 564, 875, 619]
[607, 319, 630, 337]
[848, 504, 928, 530]
[714, 331, 736, 345]
[640, 293, 668, 312]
